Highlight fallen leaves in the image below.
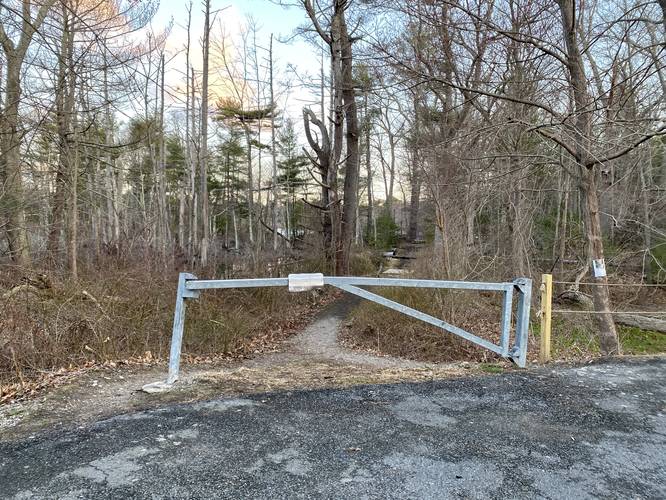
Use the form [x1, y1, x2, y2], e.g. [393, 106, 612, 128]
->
[1, 291, 339, 405]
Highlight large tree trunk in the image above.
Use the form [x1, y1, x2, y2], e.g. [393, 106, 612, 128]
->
[580, 169, 620, 354]
[338, 5, 359, 275]
[0, 0, 54, 266]
[615, 313, 666, 333]
[1, 57, 32, 266]
[157, 54, 170, 265]
[559, 0, 619, 355]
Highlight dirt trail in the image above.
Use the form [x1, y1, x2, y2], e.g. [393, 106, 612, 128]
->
[0, 284, 470, 441]
[243, 294, 433, 370]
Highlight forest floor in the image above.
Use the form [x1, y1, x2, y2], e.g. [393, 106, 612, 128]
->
[0, 291, 480, 442]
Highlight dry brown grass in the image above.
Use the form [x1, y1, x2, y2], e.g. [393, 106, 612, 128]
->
[340, 286, 516, 364]
[0, 259, 331, 393]
[193, 361, 469, 395]
[340, 246, 540, 364]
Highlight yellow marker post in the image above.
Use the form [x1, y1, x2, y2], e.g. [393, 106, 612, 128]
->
[539, 273, 553, 363]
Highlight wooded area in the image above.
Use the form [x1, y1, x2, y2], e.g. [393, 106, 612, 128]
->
[1, 0, 665, 378]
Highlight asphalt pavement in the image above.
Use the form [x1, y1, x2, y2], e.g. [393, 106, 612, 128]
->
[1, 357, 664, 499]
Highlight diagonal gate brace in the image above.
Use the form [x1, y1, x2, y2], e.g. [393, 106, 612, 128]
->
[334, 284, 504, 356]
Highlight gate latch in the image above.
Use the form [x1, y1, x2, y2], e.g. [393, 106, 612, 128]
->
[288, 273, 324, 292]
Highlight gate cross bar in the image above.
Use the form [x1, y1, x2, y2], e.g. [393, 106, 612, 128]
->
[157, 273, 532, 386]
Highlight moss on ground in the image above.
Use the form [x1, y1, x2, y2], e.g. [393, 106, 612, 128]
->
[547, 317, 665, 358]
[479, 363, 504, 374]
[619, 326, 666, 354]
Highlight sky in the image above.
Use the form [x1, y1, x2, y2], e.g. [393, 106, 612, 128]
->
[152, 0, 323, 125]
[146, 1, 397, 202]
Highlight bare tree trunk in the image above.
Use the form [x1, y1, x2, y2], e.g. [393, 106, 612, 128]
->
[158, 53, 170, 264]
[434, 201, 451, 279]
[68, 135, 78, 279]
[639, 160, 652, 283]
[48, 5, 76, 272]
[408, 98, 421, 242]
[47, 16, 69, 260]
[510, 163, 527, 276]
[252, 29, 264, 249]
[185, 3, 196, 260]
[338, 5, 359, 275]
[190, 66, 198, 258]
[178, 184, 186, 251]
[1, 54, 32, 266]
[558, 169, 570, 277]
[270, 34, 279, 252]
[101, 64, 119, 255]
[387, 132, 396, 210]
[90, 163, 101, 262]
[408, 167, 421, 242]
[66, 22, 78, 278]
[364, 90, 373, 241]
[0, 1, 54, 266]
[558, 0, 619, 355]
[244, 126, 255, 247]
[200, 0, 211, 266]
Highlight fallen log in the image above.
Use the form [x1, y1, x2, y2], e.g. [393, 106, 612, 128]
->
[555, 289, 666, 333]
[1, 284, 42, 300]
[556, 289, 594, 310]
[614, 314, 666, 334]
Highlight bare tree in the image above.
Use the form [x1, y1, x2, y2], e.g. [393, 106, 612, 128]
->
[0, 0, 56, 265]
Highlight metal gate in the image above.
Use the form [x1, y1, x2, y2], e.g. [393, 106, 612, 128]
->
[157, 273, 532, 386]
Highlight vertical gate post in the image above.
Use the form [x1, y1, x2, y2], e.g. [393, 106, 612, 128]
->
[511, 278, 533, 367]
[166, 273, 199, 384]
[539, 274, 553, 363]
[499, 287, 514, 356]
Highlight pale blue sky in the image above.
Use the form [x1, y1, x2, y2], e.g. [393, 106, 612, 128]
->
[155, 0, 307, 38]
[155, 0, 322, 123]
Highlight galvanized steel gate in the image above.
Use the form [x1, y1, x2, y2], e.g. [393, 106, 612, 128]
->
[159, 273, 532, 385]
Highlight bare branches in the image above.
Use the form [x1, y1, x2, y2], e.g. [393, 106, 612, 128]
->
[587, 124, 666, 168]
[302, 107, 329, 163]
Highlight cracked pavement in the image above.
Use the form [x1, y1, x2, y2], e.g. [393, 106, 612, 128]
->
[1, 357, 664, 499]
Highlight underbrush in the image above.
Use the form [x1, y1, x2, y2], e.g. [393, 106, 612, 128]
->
[342, 245, 666, 364]
[342, 245, 539, 364]
[533, 317, 666, 359]
[0, 260, 332, 396]
[340, 286, 530, 364]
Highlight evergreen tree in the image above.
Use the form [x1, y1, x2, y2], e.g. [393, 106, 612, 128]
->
[277, 119, 308, 240]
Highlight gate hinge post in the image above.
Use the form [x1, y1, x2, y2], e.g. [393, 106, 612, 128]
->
[143, 272, 199, 392]
[510, 277, 532, 368]
[181, 273, 200, 298]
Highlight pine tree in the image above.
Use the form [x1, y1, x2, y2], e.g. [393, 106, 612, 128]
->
[277, 119, 308, 241]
